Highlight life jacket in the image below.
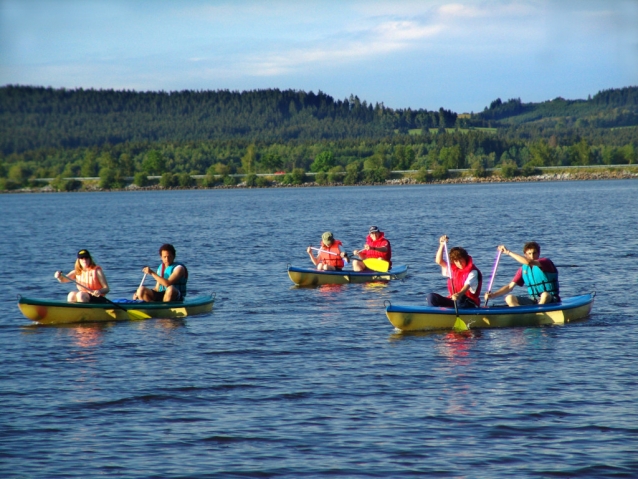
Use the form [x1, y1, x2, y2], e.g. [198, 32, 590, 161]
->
[363, 233, 392, 267]
[157, 262, 188, 296]
[317, 240, 344, 268]
[522, 262, 559, 301]
[448, 256, 483, 306]
[77, 266, 105, 295]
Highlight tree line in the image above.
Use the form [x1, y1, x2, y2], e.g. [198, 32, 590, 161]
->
[0, 85, 636, 190]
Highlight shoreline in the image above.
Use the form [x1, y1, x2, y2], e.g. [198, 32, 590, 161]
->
[2, 168, 637, 194]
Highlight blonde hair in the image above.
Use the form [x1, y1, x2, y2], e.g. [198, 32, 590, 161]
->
[74, 255, 96, 276]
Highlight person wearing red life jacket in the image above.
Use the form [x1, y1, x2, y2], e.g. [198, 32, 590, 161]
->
[427, 235, 483, 309]
[352, 225, 392, 272]
[306, 232, 347, 271]
[54, 249, 110, 303]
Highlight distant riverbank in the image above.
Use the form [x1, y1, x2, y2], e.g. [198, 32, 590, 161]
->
[3, 165, 637, 193]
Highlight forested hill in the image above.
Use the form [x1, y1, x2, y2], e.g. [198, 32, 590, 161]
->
[0, 86, 458, 154]
[2, 85, 638, 155]
[475, 86, 638, 128]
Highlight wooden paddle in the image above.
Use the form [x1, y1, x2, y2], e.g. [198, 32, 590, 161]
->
[484, 250, 502, 307]
[443, 242, 468, 332]
[61, 273, 151, 320]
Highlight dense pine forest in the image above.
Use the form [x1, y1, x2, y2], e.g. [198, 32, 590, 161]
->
[0, 85, 636, 190]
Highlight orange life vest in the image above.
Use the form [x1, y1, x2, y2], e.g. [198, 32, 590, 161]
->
[77, 266, 105, 295]
[317, 240, 344, 268]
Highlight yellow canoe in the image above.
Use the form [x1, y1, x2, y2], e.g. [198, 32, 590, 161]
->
[288, 264, 408, 286]
[18, 294, 215, 324]
[385, 293, 595, 331]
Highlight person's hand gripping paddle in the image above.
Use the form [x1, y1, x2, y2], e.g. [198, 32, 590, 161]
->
[484, 249, 502, 307]
[60, 273, 150, 320]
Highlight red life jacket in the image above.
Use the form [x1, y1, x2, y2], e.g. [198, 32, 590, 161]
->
[317, 240, 344, 268]
[448, 256, 482, 306]
[362, 233, 392, 267]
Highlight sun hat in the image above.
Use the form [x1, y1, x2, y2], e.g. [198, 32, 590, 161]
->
[369, 226, 380, 234]
[77, 249, 91, 259]
[322, 231, 334, 243]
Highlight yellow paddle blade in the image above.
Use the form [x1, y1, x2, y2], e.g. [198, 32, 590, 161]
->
[453, 316, 468, 332]
[127, 309, 152, 321]
[362, 257, 390, 272]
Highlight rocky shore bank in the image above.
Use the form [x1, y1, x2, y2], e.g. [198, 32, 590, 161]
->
[3, 167, 638, 193]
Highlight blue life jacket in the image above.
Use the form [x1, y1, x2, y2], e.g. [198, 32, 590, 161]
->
[157, 262, 188, 297]
[522, 263, 559, 300]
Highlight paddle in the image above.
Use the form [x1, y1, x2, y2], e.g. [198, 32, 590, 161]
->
[443, 242, 468, 332]
[484, 250, 502, 307]
[309, 247, 349, 264]
[60, 273, 151, 320]
[348, 254, 391, 273]
[361, 257, 390, 272]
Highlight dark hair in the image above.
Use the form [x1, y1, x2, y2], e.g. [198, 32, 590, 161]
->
[449, 247, 469, 262]
[523, 241, 540, 254]
[159, 243, 176, 257]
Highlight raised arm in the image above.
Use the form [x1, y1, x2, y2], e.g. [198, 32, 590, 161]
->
[498, 244, 541, 267]
[435, 235, 448, 270]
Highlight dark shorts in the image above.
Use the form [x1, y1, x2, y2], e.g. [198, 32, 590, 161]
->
[149, 289, 183, 302]
[149, 290, 166, 302]
[514, 294, 559, 305]
[88, 295, 109, 304]
[426, 293, 478, 309]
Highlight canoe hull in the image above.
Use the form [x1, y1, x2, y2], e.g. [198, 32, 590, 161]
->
[386, 293, 594, 331]
[288, 265, 408, 286]
[18, 294, 214, 325]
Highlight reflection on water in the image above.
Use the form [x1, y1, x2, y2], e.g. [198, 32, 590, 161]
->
[437, 330, 482, 364]
[70, 324, 104, 348]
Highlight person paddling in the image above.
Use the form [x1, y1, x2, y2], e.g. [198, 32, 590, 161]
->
[352, 226, 392, 272]
[307, 232, 348, 271]
[54, 249, 110, 303]
[427, 235, 482, 309]
[134, 244, 188, 302]
[484, 242, 559, 306]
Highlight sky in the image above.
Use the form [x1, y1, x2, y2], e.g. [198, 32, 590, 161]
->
[1, 0, 637, 113]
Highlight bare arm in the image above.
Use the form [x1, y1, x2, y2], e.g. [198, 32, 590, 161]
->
[94, 268, 110, 296]
[435, 235, 448, 271]
[485, 281, 516, 301]
[306, 246, 319, 266]
[498, 245, 542, 267]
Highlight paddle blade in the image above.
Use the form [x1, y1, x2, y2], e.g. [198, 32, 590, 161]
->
[127, 309, 152, 321]
[363, 258, 390, 272]
[453, 316, 468, 332]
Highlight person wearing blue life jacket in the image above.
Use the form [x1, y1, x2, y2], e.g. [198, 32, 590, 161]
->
[134, 244, 188, 302]
[484, 241, 560, 306]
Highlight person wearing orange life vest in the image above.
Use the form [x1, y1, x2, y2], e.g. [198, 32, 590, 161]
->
[352, 225, 392, 272]
[427, 235, 483, 309]
[306, 232, 348, 271]
[54, 249, 110, 303]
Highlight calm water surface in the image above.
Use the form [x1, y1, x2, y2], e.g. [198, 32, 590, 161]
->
[1, 180, 637, 478]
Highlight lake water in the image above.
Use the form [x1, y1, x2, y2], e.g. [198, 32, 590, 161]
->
[1, 180, 637, 478]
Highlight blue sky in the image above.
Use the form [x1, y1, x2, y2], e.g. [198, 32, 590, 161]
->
[1, 0, 637, 112]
